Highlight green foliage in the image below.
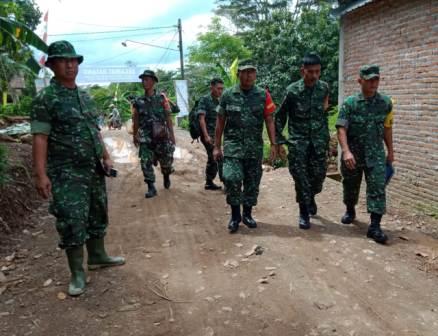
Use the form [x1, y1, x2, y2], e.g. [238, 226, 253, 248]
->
[245, 4, 339, 104]
[328, 105, 339, 133]
[0, 95, 33, 116]
[0, 144, 8, 187]
[214, 0, 288, 31]
[0, 1, 46, 104]
[179, 116, 189, 130]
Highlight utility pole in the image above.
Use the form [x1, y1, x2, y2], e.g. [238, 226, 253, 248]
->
[177, 18, 185, 79]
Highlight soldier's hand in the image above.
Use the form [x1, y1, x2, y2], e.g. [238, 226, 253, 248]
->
[343, 150, 356, 170]
[213, 147, 223, 161]
[103, 157, 114, 172]
[35, 174, 51, 199]
[386, 151, 394, 163]
[204, 135, 212, 145]
[269, 144, 278, 162]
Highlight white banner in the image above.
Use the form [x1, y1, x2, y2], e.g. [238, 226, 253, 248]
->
[174, 80, 189, 116]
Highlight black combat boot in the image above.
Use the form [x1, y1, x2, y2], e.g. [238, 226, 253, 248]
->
[367, 213, 388, 244]
[145, 182, 157, 198]
[298, 203, 310, 230]
[228, 205, 241, 233]
[205, 180, 222, 190]
[341, 205, 356, 224]
[308, 197, 317, 216]
[163, 174, 171, 189]
[242, 205, 257, 228]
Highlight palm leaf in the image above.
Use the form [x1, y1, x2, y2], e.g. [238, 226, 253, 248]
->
[0, 16, 47, 53]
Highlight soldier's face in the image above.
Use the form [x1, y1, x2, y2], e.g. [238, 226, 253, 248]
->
[211, 83, 224, 98]
[359, 77, 379, 97]
[49, 58, 79, 81]
[301, 64, 321, 87]
[142, 77, 156, 91]
[239, 69, 257, 90]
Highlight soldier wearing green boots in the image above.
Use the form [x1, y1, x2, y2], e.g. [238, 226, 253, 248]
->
[31, 41, 125, 296]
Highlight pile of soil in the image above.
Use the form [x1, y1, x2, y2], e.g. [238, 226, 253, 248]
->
[0, 142, 42, 238]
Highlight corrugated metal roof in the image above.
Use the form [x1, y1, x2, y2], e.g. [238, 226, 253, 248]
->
[331, 0, 376, 17]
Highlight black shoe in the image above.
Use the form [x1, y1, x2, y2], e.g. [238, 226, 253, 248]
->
[228, 217, 240, 233]
[308, 198, 317, 216]
[242, 206, 257, 228]
[205, 181, 222, 190]
[367, 213, 388, 244]
[367, 228, 388, 244]
[341, 207, 356, 224]
[163, 174, 171, 189]
[145, 183, 157, 198]
[228, 205, 241, 233]
[298, 203, 310, 230]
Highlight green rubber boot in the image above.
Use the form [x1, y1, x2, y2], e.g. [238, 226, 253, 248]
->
[86, 238, 125, 270]
[65, 246, 86, 296]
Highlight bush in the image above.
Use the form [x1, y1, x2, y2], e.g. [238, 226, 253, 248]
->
[328, 105, 339, 133]
[0, 144, 8, 186]
[179, 117, 189, 130]
[0, 95, 34, 117]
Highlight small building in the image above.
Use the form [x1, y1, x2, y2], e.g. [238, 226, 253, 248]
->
[334, 0, 438, 214]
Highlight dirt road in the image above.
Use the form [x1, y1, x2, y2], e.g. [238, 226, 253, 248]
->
[1, 128, 438, 336]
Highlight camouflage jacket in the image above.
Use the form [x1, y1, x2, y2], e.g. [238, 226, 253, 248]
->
[197, 93, 220, 138]
[275, 79, 329, 153]
[217, 84, 267, 159]
[30, 78, 103, 171]
[133, 92, 171, 144]
[336, 92, 393, 167]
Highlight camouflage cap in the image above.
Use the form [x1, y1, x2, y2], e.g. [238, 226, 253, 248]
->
[238, 59, 257, 71]
[139, 69, 159, 82]
[359, 64, 380, 80]
[45, 40, 83, 66]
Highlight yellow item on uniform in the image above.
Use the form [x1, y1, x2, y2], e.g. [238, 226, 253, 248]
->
[384, 98, 394, 128]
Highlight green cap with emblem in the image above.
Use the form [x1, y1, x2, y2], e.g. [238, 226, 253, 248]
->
[237, 59, 257, 71]
[45, 40, 83, 66]
[139, 69, 159, 82]
[359, 64, 380, 80]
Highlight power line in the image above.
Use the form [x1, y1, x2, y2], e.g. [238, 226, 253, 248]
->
[88, 45, 146, 66]
[54, 20, 156, 30]
[155, 31, 178, 68]
[69, 29, 176, 43]
[49, 25, 176, 37]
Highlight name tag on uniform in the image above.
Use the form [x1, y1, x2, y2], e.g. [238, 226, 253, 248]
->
[227, 105, 241, 112]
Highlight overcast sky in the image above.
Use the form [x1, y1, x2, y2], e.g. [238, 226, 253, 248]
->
[34, 0, 216, 71]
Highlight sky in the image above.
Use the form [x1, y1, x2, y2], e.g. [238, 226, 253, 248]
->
[34, 0, 217, 72]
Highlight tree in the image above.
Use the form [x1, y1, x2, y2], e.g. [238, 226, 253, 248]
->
[239, 4, 339, 104]
[214, 0, 288, 31]
[188, 17, 251, 69]
[0, 1, 47, 106]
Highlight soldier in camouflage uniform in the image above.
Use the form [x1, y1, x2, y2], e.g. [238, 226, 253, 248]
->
[197, 78, 224, 190]
[132, 70, 175, 198]
[275, 53, 330, 230]
[336, 65, 394, 244]
[31, 41, 125, 297]
[214, 59, 277, 233]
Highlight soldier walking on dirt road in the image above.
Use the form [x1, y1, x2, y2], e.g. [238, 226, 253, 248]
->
[31, 40, 125, 297]
[336, 65, 394, 244]
[132, 70, 176, 198]
[197, 78, 225, 191]
[213, 59, 277, 233]
[275, 53, 330, 230]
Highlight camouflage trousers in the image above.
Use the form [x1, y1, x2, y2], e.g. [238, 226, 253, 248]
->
[222, 157, 262, 207]
[139, 142, 175, 183]
[341, 157, 386, 214]
[201, 139, 223, 182]
[288, 142, 328, 205]
[49, 166, 108, 249]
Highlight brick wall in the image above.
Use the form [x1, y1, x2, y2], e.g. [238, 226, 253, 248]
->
[341, 0, 438, 213]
